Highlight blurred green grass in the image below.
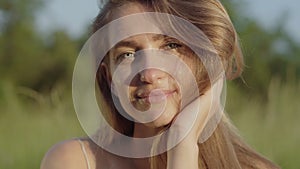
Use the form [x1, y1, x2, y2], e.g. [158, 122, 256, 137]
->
[0, 78, 299, 169]
[227, 78, 300, 169]
[0, 82, 85, 169]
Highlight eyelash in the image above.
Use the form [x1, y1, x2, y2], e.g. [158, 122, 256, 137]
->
[117, 52, 135, 62]
[116, 42, 183, 62]
[165, 42, 182, 50]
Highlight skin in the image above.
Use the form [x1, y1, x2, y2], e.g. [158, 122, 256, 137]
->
[41, 2, 222, 169]
[106, 33, 184, 136]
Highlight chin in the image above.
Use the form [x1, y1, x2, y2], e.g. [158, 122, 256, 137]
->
[144, 108, 178, 128]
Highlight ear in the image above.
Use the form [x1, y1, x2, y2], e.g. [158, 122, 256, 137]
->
[100, 62, 118, 96]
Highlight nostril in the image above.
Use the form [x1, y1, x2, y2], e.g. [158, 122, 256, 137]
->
[139, 69, 164, 83]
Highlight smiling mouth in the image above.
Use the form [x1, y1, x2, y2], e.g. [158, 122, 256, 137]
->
[135, 89, 176, 104]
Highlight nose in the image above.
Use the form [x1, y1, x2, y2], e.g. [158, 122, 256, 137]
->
[134, 49, 167, 83]
[139, 68, 166, 83]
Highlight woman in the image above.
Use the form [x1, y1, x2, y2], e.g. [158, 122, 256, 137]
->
[41, 0, 280, 169]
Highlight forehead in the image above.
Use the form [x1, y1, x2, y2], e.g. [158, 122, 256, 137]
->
[106, 3, 168, 48]
[109, 2, 151, 21]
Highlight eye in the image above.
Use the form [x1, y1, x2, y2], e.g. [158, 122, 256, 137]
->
[165, 42, 182, 50]
[117, 52, 135, 62]
[123, 52, 135, 58]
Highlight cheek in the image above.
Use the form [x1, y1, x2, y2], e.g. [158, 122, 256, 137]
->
[182, 55, 210, 94]
[128, 86, 137, 100]
[171, 93, 181, 112]
[111, 82, 135, 101]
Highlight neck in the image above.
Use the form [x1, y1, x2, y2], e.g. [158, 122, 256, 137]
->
[131, 123, 163, 169]
[133, 123, 163, 138]
[132, 158, 151, 169]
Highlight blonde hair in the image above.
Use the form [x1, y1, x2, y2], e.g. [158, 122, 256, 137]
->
[93, 0, 279, 168]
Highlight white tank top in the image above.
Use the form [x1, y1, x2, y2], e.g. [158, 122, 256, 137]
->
[78, 139, 92, 169]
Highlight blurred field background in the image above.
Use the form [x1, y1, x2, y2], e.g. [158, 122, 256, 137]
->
[0, 0, 299, 169]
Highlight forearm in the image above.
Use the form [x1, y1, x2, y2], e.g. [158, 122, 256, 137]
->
[167, 140, 199, 169]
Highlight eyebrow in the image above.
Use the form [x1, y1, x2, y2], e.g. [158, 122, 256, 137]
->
[113, 40, 139, 49]
[113, 34, 170, 49]
[153, 34, 181, 43]
[152, 34, 168, 41]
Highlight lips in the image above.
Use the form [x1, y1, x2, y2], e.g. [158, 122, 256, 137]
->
[135, 89, 176, 104]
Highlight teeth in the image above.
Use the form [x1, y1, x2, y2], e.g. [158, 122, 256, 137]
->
[138, 98, 145, 104]
[137, 89, 144, 97]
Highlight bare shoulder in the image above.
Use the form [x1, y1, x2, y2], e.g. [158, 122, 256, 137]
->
[40, 139, 92, 169]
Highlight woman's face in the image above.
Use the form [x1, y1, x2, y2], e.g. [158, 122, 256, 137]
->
[102, 2, 199, 128]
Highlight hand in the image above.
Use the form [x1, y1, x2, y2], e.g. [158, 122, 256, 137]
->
[166, 77, 224, 169]
[167, 77, 224, 145]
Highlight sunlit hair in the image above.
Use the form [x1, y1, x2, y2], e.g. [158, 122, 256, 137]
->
[93, 0, 279, 168]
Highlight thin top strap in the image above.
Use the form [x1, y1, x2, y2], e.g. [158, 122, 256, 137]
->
[78, 139, 92, 169]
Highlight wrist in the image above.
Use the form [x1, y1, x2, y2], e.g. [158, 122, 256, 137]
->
[167, 140, 199, 169]
[178, 138, 199, 153]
